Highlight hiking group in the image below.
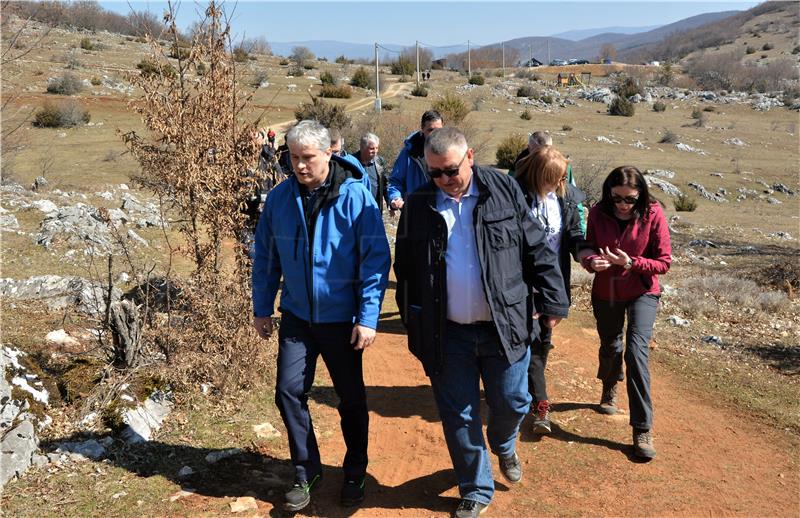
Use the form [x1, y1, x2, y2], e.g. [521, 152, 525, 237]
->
[251, 112, 672, 517]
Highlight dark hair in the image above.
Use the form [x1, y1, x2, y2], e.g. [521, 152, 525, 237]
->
[421, 109, 443, 127]
[599, 166, 654, 220]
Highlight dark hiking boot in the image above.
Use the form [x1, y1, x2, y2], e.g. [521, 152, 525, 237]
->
[599, 382, 619, 415]
[633, 428, 656, 459]
[283, 473, 321, 512]
[532, 399, 552, 434]
[340, 475, 366, 507]
[453, 498, 489, 518]
[498, 451, 522, 484]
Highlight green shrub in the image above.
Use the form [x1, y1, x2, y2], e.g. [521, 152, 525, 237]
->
[320, 71, 336, 85]
[614, 75, 642, 99]
[541, 94, 554, 104]
[793, 46, 800, 55]
[279, 58, 289, 66]
[468, 74, 485, 85]
[136, 58, 176, 79]
[294, 96, 351, 130]
[79, 38, 95, 51]
[33, 101, 90, 128]
[495, 133, 527, 169]
[335, 55, 350, 64]
[390, 59, 414, 76]
[520, 109, 531, 120]
[196, 61, 207, 75]
[608, 95, 634, 116]
[746, 46, 756, 54]
[232, 47, 248, 62]
[516, 85, 537, 98]
[691, 107, 702, 119]
[562, 124, 573, 131]
[382, 102, 396, 111]
[653, 101, 667, 112]
[432, 91, 469, 124]
[703, 105, 716, 112]
[674, 193, 698, 212]
[762, 42, 774, 51]
[411, 84, 428, 97]
[90, 76, 101, 86]
[287, 66, 304, 77]
[350, 67, 370, 88]
[319, 83, 352, 98]
[303, 63, 315, 70]
[46, 72, 83, 95]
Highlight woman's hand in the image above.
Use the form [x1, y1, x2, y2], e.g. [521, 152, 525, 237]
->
[600, 247, 631, 267]
[590, 257, 611, 271]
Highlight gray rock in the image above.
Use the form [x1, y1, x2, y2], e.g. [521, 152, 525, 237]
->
[661, 284, 677, 296]
[0, 275, 121, 315]
[689, 239, 718, 248]
[629, 93, 643, 103]
[767, 197, 782, 204]
[205, 448, 242, 464]
[644, 169, 676, 179]
[127, 229, 149, 247]
[31, 176, 48, 191]
[120, 392, 173, 444]
[701, 335, 723, 346]
[644, 176, 682, 198]
[55, 438, 106, 460]
[767, 231, 793, 240]
[0, 209, 19, 230]
[668, 315, 690, 327]
[177, 466, 195, 478]
[46, 452, 66, 463]
[773, 183, 795, 195]
[32, 199, 58, 214]
[31, 453, 49, 467]
[688, 182, 727, 203]
[0, 420, 37, 488]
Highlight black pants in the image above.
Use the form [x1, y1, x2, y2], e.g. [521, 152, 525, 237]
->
[527, 315, 553, 406]
[592, 294, 659, 430]
[275, 311, 368, 481]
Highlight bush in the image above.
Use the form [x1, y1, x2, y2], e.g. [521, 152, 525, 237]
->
[196, 62, 207, 75]
[495, 133, 527, 169]
[762, 42, 774, 51]
[46, 72, 84, 95]
[335, 55, 350, 64]
[350, 67, 370, 88]
[793, 46, 800, 55]
[232, 47, 248, 63]
[468, 74, 485, 85]
[137, 58, 176, 79]
[33, 101, 90, 128]
[516, 85, 537, 98]
[614, 75, 642, 99]
[294, 96, 351, 130]
[319, 84, 352, 98]
[279, 58, 289, 66]
[520, 109, 531, 120]
[251, 70, 268, 87]
[79, 37, 95, 51]
[320, 71, 336, 85]
[287, 66, 304, 77]
[562, 124, 573, 131]
[411, 84, 428, 97]
[659, 129, 679, 143]
[432, 92, 470, 124]
[541, 95, 554, 104]
[746, 46, 756, 54]
[382, 102, 396, 111]
[674, 193, 698, 212]
[608, 95, 634, 116]
[170, 45, 191, 60]
[653, 101, 667, 112]
[691, 107, 702, 119]
[390, 59, 414, 76]
[90, 76, 101, 86]
[303, 63, 315, 70]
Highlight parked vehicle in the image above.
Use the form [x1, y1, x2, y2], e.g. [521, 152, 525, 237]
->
[569, 58, 590, 65]
[549, 59, 568, 66]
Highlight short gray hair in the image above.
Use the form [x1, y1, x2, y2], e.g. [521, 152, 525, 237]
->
[528, 130, 552, 147]
[286, 120, 330, 152]
[424, 127, 467, 156]
[360, 132, 380, 147]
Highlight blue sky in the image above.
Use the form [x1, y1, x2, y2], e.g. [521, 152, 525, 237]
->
[100, 1, 760, 46]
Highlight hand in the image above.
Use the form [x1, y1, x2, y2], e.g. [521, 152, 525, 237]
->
[600, 246, 631, 267]
[590, 257, 611, 271]
[253, 316, 273, 339]
[351, 324, 376, 350]
[544, 316, 562, 329]
[390, 198, 404, 210]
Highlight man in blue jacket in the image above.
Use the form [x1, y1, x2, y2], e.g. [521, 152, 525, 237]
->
[387, 110, 444, 211]
[252, 120, 391, 512]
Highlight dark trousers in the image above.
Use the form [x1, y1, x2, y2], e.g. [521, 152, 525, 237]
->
[527, 315, 553, 405]
[275, 311, 368, 481]
[592, 294, 659, 430]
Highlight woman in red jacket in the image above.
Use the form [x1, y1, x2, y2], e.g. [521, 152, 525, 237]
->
[579, 166, 671, 459]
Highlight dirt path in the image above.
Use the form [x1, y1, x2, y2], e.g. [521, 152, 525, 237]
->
[299, 318, 798, 517]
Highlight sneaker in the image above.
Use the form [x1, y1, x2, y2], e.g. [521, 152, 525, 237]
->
[633, 428, 656, 459]
[599, 382, 618, 415]
[340, 475, 366, 507]
[453, 498, 489, 518]
[283, 473, 321, 512]
[532, 400, 552, 434]
[498, 451, 522, 484]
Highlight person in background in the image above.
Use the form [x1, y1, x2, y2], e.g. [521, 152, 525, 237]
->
[395, 127, 568, 518]
[514, 146, 590, 434]
[350, 132, 389, 212]
[387, 110, 444, 210]
[252, 120, 391, 510]
[579, 165, 671, 460]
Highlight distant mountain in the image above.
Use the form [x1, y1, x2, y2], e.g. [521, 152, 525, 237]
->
[550, 25, 660, 41]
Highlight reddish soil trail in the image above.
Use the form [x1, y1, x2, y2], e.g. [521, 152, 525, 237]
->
[300, 319, 798, 517]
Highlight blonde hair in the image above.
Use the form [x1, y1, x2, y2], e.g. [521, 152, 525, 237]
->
[516, 145, 567, 199]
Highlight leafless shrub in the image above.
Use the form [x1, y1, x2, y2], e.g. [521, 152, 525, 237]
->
[571, 156, 612, 207]
[678, 275, 789, 318]
[294, 95, 351, 130]
[659, 129, 679, 144]
[340, 110, 417, 171]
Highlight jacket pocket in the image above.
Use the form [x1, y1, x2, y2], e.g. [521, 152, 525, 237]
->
[484, 209, 519, 250]
[503, 283, 529, 344]
[406, 304, 424, 360]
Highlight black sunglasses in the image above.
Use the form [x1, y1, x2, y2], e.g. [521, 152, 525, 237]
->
[611, 195, 639, 205]
[428, 150, 468, 179]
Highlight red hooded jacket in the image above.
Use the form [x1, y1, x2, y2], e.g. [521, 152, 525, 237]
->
[582, 201, 672, 302]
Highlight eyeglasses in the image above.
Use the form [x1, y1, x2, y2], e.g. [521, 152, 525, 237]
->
[611, 195, 639, 205]
[428, 150, 468, 179]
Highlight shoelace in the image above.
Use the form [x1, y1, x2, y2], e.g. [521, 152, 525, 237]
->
[537, 401, 550, 419]
[458, 500, 479, 511]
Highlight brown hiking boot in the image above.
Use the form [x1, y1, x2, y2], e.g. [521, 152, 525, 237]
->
[633, 428, 656, 459]
[599, 382, 618, 415]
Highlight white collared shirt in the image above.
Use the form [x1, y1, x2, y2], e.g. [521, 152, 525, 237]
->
[436, 178, 492, 324]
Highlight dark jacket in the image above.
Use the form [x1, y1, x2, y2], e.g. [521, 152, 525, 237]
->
[516, 180, 591, 305]
[394, 165, 569, 376]
[350, 151, 389, 212]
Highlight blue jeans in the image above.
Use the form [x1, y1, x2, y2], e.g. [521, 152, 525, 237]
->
[430, 321, 532, 505]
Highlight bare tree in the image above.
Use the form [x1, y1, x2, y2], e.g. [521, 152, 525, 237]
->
[599, 43, 617, 62]
[290, 45, 314, 66]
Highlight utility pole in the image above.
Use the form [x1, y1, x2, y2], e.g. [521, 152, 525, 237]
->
[467, 40, 471, 77]
[528, 43, 532, 67]
[374, 43, 381, 112]
[547, 39, 551, 65]
[501, 41, 505, 77]
[416, 40, 420, 87]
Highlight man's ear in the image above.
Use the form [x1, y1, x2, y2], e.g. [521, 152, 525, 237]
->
[467, 147, 475, 166]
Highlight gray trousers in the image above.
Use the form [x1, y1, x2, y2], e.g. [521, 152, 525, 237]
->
[592, 294, 659, 430]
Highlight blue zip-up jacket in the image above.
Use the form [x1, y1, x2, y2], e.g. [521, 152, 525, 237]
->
[387, 130, 428, 202]
[252, 157, 391, 328]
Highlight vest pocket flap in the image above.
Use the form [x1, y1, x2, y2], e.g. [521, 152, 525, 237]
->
[503, 282, 527, 305]
[484, 208, 515, 223]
